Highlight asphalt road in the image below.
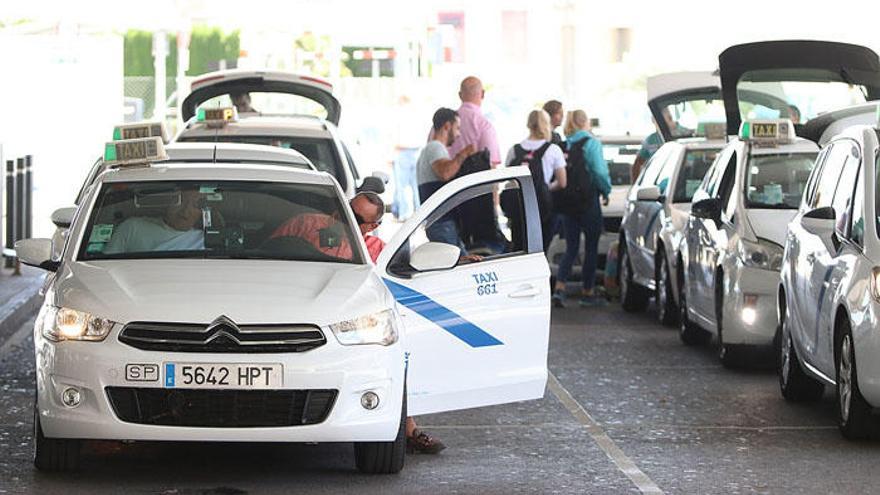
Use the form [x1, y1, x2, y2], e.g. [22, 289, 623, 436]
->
[2, 303, 880, 494]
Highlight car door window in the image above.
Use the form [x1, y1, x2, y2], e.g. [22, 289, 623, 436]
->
[812, 142, 849, 209]
[803, 147, 830, 208]
[850, 161, 865, 246]
[389, 178, 530, 276]
[638, 146, 671, 187]
[653, 149, 678, 195]
[831, 142, 861, 240]
[717, 152, 738, 222]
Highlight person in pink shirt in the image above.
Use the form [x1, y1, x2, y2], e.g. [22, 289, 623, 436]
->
[448, 76, 502, 167]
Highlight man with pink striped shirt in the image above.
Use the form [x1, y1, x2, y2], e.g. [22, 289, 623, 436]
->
[448, 76, 502, 167]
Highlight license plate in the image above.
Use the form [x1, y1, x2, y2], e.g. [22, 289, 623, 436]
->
[163, 363, 283, 389]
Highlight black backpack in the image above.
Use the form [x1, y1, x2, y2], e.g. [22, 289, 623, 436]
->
[509, 142, 553, 221]
[553, 136, 594, 214]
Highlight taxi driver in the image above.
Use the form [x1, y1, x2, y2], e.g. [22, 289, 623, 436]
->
[104, 188, 205, 254]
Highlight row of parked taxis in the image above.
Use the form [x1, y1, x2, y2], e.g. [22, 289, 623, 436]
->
[619, 40, 880, 439]
[15, 72, 552, 473]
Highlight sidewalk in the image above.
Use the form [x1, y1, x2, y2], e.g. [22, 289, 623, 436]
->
[0, 264, 45, 344]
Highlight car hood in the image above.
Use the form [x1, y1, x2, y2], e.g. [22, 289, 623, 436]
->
[52, 260, 388, 326]
[746, 209, 798, 246]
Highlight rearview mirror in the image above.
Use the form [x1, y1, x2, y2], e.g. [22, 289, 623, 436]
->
[691, 197, 721, 221]
[357, 176, 385, 194]
[636, 185, 662, 202]
[371, 170, 390, 184]
[51, 206, 77, 229]
[14, 238, 57, 271]
[410, 242, 460, 272]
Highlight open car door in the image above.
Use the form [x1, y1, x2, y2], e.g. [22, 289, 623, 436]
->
[181, 70, 341, 124]
[719, 40, 880, 137]
[377, 167, 550, 416]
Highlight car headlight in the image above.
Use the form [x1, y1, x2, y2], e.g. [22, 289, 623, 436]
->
[330, 310, 398, 346]
[36, 305, 115, 342]
[738, 238, 783, 271]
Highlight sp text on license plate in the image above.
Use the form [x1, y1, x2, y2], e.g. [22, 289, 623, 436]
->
[163, 363, 283, 389]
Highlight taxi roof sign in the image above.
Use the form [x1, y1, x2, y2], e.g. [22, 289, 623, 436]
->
[112, 122, 169, 143]
[739, 118, 796, 146]
[103, 137, 167, 167]
[196, 106, 238, 128]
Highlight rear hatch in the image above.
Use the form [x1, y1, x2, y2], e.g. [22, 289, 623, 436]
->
[181, 70, 341, 125]
[647, 71, 726, 142]
[718, 40, 880, 137]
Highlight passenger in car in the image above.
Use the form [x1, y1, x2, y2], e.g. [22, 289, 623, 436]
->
[231, 92, 257, 114]
[104, 188, 205, 254]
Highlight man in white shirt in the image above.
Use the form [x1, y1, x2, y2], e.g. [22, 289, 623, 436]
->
[104, 189, 205, 254]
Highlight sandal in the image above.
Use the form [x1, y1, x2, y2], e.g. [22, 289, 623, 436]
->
[406, 428, 446, 454]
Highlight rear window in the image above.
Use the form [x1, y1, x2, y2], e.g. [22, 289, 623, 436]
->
[178, 135, 345, 190]
[744, 152, 817, 209]
[672, 149, 720, 202]
[78, 180, 362, 264]
[603, 142, 639, 186]
[198, 92, 328, 119]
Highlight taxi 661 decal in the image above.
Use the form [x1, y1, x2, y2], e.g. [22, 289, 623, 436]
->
[472, 271, 499, 296]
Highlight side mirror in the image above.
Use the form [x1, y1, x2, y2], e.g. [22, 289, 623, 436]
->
[14, 238, 58, 271]
[51, 206, 77, 229]
[801, 206, 836, 238]
[357, 176, 386, 194]
[410, 242, 460, 272]
[636, 185, 662, 202]
[692, 197, 721, 221]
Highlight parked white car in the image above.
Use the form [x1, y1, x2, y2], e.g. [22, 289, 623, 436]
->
[16, 137, 550, 474]
[618, 138, 722, 325]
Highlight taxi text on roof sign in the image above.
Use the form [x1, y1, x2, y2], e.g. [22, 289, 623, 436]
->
[739, 118, 795, 146]
[113, 122, 169, 143]
[103, 137, 168, 167]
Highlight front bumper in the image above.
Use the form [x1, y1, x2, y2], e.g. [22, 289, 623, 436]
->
[35, 326, 405, 443]
[722, 266, 779, 346]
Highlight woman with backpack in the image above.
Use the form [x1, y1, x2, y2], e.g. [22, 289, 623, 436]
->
[552, 110, 611, 308]
[504, 109, 567, 250]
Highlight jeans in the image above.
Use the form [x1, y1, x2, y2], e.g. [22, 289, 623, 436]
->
[426, 218, 466, 254]
[556, 196, 603, 291]
[392, 148, 420, 220]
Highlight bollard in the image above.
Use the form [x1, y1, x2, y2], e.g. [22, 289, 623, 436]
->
[24, 155, 32, 239]
[4, 160, 14, 269]
[15, 158, 25, 244]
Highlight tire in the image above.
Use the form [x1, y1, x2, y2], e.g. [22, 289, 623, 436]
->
[655, 252, 677, 327]
[619, 243, 649, 313]
[33, 404, 81, 472]
[836, 322, 875, 440]
[778, 309, 824, 401]
[678, 266, 709, 346]
[354, 389, 406, 474]
[716, 282, 743, 369]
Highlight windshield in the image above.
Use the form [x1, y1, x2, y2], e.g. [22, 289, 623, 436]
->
[177, 135, 345, 190]
[672, 149, 720, 202]
[197, 92, 328, 119]
[744, 152, 817, 209]
[79, 180, 362, 264]
[737, 69, 867, 125]
[603, 142, 640, 186]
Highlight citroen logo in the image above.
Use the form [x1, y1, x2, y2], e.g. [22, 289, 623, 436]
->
[204, 315, 243, 345]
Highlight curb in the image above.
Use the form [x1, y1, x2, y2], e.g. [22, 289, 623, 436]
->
[0, 289, 42, 344]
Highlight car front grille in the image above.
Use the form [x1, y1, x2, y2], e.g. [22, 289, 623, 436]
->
[118, 321, 326, 353]
[105, 387, 337, 427]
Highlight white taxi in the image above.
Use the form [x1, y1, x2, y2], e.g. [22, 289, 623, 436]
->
[15, 137, 550, 473]
[619, 138, 722, 325]
[174, 70, 387, 197]
[679, 119, 818, 365]
[778, 121, 880, 438]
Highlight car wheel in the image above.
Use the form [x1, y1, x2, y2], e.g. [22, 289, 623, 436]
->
[836, 323, 874, 440]
[678, 267, 709, 346]
[33, 402, 81, 472]
[778, 310, 824, 401]
[716, 282, 742, 369]
[655, 253, 677, 327]
[354, 388, 406, 474]
[619, 244, 649, 312]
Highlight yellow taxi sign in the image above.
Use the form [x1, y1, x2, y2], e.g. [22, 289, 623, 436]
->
[112, 122, 169, 143]
[739, 118, 795, 146]
[196, 106, 238, 127]
[103, 137, 167, 167]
